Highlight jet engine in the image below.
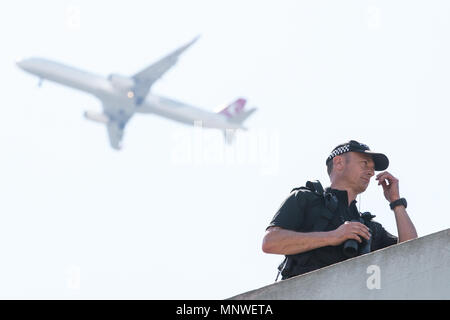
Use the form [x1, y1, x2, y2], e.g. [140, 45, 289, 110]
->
[84, 111, 109, 124]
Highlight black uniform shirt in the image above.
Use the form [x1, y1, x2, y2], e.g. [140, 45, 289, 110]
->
[268, 187, 398, 274]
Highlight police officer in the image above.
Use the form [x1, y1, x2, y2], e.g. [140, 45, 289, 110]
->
[262, 140, 418, 280]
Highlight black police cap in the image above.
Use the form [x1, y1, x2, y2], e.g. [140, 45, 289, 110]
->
[326, 140, 389, 171]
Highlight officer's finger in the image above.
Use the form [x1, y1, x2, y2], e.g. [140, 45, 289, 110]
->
[376, 171, 391, 179]
[378, 178, 389, 187]
[354, 227, 371, 240]
[344, 223, 369, 240]
[359, 229, 371, 240]
[378, 180, 386, 188]
[376, 173, 392, 184]
[375, 172, 386, 179]
[359, 226, 371, 237]
[350, 222, 370, 233]
[349, 223, 370, 239]
[376, 172, 387, 180]
[378, 172, 398, 185]
[351, 233, 363, 243]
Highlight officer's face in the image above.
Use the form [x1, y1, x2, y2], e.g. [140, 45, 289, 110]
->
[341, 152, 375, 193]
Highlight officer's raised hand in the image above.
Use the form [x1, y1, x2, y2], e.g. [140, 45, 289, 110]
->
[329, 221, 371, 246]
[376, 171, 417, 242]
[376, 171, 400, 202]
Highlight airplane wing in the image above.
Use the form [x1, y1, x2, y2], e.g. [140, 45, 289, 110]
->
[101, 100, 134, 150]
[132, 36, 199, 104]
[107, 121, 125, 150]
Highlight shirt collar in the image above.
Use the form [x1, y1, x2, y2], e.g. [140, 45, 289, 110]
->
[325, 187, 357, 208]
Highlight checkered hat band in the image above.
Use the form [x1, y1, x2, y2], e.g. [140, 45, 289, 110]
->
[327, 144, 350, 162]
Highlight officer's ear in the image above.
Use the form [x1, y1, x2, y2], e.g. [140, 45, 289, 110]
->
[333, 155, 346, 171]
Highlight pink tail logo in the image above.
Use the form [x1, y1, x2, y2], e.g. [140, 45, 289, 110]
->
[218, 98, 247, 118]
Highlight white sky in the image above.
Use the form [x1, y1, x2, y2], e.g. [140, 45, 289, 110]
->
[1, 0, 449, 299]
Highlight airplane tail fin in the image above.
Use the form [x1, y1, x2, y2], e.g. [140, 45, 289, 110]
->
[228, 107, 257, 127]
[217, 98, 257, 145]
[216, 98, 257, 127]
[216, 98, 246, 118]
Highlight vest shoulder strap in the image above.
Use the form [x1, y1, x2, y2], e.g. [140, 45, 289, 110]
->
[291, 180, 328, 210]
[276, 180, 336, 281]
[305, 180, 324, 196]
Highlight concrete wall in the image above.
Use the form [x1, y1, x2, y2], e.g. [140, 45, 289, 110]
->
[231, 228, 450, 300]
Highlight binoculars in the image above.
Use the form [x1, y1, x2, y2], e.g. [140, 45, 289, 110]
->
[343, 219, 372, 258]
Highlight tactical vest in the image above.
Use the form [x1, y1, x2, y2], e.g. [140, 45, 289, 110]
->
[275, 180, 374, 281]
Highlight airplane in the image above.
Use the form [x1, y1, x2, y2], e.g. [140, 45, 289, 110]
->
[16, 37, 257, 150]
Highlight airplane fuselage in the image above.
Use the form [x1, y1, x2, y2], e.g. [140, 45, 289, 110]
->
[17, 57, 242, 130]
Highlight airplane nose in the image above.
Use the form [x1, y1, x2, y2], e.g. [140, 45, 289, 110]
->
[16, 58, 36, 73]
[16, 57, 36, 70]
[16, 58, 26, 69]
